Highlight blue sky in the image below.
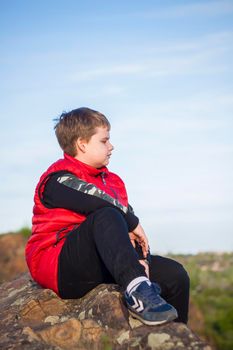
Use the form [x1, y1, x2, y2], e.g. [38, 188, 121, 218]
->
[1, 0, 233, 253]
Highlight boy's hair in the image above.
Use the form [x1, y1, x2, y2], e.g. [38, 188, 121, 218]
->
[54, 107, 111, 157]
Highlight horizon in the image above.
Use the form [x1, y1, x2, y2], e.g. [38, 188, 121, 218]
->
[1, 227, 233, 256]
[1, 0, 233, 254]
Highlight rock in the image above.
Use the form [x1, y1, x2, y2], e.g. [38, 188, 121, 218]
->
[0, 273, 212, 349]
[0, 233, 28, 283]
[148, 333, 171, 349]
[34, 318, 82, 349]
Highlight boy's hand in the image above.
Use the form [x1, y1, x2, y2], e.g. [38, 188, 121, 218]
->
[129, 223, 149, 259]
[139, 259, 150, 278]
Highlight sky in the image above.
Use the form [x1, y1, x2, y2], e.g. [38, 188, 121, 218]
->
[1, 0, 233, 254]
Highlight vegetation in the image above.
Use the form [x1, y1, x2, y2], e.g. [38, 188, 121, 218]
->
[16, 226, 31, 238]
[168, 253, 233, 350]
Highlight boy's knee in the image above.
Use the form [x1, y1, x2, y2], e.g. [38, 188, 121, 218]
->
[93, 207, 124, 222]
[174, 262, 190, 290]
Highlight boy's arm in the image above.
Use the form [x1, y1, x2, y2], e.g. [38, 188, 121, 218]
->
[130, 226, 151, 277]
[42, 171, 139, 232]
[129, 224, 150, 260]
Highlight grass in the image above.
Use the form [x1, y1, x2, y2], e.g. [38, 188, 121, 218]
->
[168, 253, 233, 350]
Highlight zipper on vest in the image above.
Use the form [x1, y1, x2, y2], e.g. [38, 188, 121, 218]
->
[53, 224, 78, 247]
[54, 227, 68, 246]
[100, 172, 119, 199]
[101, 172, 106, 186]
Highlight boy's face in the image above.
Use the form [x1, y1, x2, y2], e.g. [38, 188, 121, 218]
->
[76, 126, 114, 168]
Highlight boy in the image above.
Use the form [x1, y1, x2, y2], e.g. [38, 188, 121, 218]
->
[25, 107, 189, 325]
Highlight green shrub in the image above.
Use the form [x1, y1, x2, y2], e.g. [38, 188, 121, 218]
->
[17, 226, 31, 238]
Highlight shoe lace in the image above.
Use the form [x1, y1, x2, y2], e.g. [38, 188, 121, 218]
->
[140, 283, 163, 307]
[152, 282, 161, 294]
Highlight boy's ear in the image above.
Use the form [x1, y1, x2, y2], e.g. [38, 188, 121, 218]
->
[76, 137, 86, 153]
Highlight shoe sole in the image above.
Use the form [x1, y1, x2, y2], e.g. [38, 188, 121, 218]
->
[128, 308, 178, 326]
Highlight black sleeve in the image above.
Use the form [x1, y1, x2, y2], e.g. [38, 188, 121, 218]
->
[42, 172, 139, 232]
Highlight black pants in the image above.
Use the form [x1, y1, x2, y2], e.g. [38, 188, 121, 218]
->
[58, 208, 190, 323]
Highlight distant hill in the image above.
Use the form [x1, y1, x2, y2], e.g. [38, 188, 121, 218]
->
[0, 230, 232, 350]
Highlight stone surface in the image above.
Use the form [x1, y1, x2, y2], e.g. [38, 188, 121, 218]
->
[0, 232, 27, 283]
[0, 273, 212, 349]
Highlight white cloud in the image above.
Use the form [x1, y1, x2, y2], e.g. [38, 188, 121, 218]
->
[68, 30, 232, 84]
[70, 63, 146, 81]
[146, 31, 233, 54]
[113, 112, 232, 137]
[133, 1, 233, 19]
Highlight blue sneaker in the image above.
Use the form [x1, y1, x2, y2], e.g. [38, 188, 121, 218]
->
[124, 281, 178, 325]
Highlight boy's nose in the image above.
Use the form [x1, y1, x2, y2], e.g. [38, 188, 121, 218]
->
[109, 143, 114, 151]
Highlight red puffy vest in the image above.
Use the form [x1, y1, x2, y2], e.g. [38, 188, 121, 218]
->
[25, 153, 128, 295]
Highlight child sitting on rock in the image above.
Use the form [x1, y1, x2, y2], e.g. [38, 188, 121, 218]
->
[25, 107, 190, 325]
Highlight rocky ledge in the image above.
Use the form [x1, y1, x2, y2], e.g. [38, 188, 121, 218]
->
[0, 273, 212, 350]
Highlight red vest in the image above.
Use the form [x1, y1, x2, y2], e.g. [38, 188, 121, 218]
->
[25, 153, 128, 295]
